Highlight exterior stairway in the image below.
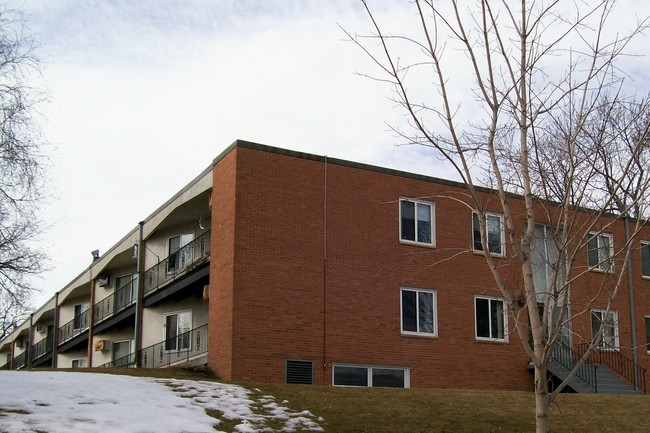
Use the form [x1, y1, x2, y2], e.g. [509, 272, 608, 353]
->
[544, 340, 645, 394]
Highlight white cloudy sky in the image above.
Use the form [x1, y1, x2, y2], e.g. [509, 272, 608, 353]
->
[10, 0, 650, 307]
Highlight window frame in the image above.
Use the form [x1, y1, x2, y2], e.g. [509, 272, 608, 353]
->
[641, 241, 650, 279]
[399, 198, 435, 247]
[645, 315, 650, 354]
[71, 358, 87, 368]
[587, 232, 614, 272]
[591, 309, 619, 350]
[164, 309, 193, 353]
[332, 364, 410, 388]
[472, 211, 506, 256]
[474, 295, 508, 343]
[400, 287, 438, 338]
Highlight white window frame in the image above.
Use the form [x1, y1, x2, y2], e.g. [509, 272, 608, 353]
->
[73, 302, 90, 331]
[399, 198, 435, 247]
[645, 315, 650, 354]
[166, 233, 194, 274]
[400, 287, 437, 337]
[641, 241, 650, 279]
[591, 309, 619, 350]
[164, 309, 193, 353]
[474, 296, 508, 342]
[472, 211, 506, 256]
[71, 358, 87, 368]
[587, 232, 614, 272]
[332, 364, 410, 388]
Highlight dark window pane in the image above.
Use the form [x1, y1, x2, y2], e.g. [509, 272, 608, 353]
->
[334, 366, 368, 386]
[591, 311, 602, 342]
[472, 213, 482, 251]
[476, 298, 490, 338]
[487, 215, 502, 254]
[372, 368, 405, 388]
[416, 203, 431, 243]
[402, 290, 417, 332]
[490, 299, 504, 339]
[418, 292, 434, 333]
[587, 236, 599, 268]
[645, 317, 650, 350]
[400, 201, 415, 241]
[642, 244, 650, 277]
[165, 314, 178, 351]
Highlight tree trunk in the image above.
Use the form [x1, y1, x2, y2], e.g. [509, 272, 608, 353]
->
[535, 365, 550, 433]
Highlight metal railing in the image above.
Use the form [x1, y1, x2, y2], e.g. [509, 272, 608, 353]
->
[140, 324, 208, 368]
[143, 231, 210, 296]
[93, 277, 137, 325]
[12, 351, 27, 370]
[58, 310, 89, 344]
[31, 335, 54, 361]
[576, 342, 646, 394]
[551, 339, 598, 392]
[98, 352, 136, 368]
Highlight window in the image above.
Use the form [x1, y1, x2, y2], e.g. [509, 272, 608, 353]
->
[164, 310, 192, 352]
[73, 302, 90, 330]
[167, 234, 194, 273]
[642, 242, 650, 278]
[472, 212, 505, 255]
[333, 364, 409, 388]
[645, 316, 650, 353]
[399, 199, 434, 246]
[591, 309, 618, 349]
[400, 288, 437, 337]
[115, 274, 137, 311]
[71, 358, 87, 368]
[112, 340, 132, 366]
[587, 232, 614, 271]
[475, 296, 507, 342]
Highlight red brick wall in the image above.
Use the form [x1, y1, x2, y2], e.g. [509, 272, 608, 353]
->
[209, 143, 650, 392]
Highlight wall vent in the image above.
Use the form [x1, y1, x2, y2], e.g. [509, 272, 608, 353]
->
[285, 360, 313, 385]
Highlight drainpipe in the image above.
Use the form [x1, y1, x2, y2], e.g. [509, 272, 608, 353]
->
[322, 155, 328, 385]
[133, 221, 144, 367]
[625, 215, 639, 388]
[52, 292, 59, 368]
[27, 314, 33, 369]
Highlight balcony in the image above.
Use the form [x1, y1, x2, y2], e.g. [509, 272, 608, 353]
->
[58, 310, 89, 348]
[143, 231, 210, 298]
[12, 351, 27, 370]
[141, 323, 208, 368]
[93, 276, 137, 326]
[31, 335, 54, 364]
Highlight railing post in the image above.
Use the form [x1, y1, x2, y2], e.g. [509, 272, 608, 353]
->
[594, 365, 598, 394]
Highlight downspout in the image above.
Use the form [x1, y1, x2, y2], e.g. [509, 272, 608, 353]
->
[87, 274, 96, 368]
[625, 215, 639, 388]
[133, 221, 144, 367]
[27, 314, 33, 369]
[51, 292, 59, 368]
[322, 155, 328, 385]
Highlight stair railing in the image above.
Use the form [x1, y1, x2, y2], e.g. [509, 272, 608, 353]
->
[551, 339, 598, 392]
[575, 342, 646, 394]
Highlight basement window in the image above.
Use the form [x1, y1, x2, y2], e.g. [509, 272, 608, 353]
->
[333, 364, 409, 388]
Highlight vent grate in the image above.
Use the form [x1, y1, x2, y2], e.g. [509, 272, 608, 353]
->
[285, 360, 313, 384]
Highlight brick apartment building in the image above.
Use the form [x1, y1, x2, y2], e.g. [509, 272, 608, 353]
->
[2, 140, 650, 393]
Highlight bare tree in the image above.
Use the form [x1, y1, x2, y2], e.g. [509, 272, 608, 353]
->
[0, 290, 30, 340]
[0, 7, 44, 331]
[346, 1, 650, 431]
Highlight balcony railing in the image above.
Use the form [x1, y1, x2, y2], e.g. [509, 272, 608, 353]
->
[576, 342, 646, 394]
[143, 231, 210, 296]
[98, 352, 136, 368]
[58, 310, 89, 344]
[93, 277, 137, 325]
[12, 351, 27, 370]
[140, 323, 208, 369]
[31, 335, 54, 361]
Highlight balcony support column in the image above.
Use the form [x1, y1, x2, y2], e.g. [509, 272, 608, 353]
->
[87, 278, 96, 368]
[133, 221, 145, 367]
[51, 292, 59, 368]
[27, 314, 33, 369]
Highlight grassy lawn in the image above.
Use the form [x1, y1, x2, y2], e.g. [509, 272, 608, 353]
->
[53, 368, 650, 432]
[252, 383, 650, 433]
